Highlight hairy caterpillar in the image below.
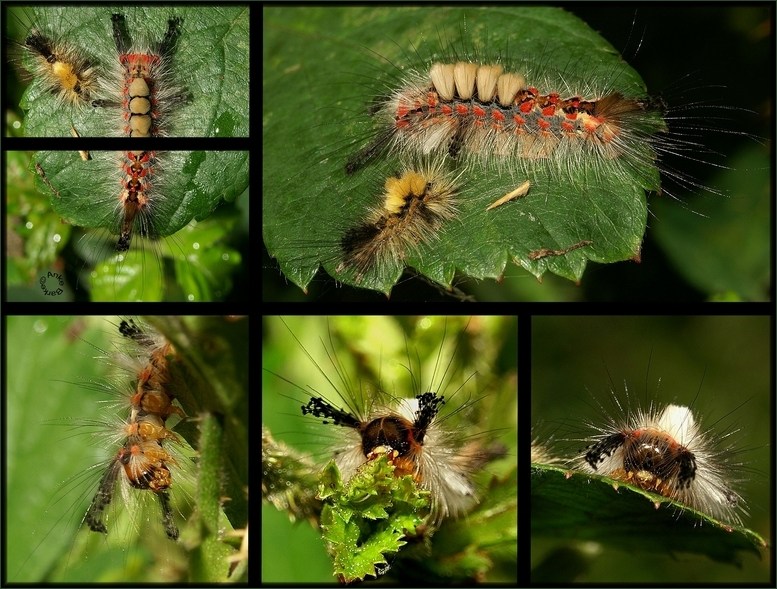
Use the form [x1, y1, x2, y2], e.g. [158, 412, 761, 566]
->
[6, 316, 249, 582]
[9, 6, 249, 137]
[16, 26, 97, 109]
[262, 316, 517, 583]
[578, 399, 747, 526]
[6, 317, 195, 582]
[275, 159, 462, 291]
[343, 61, 663, 194]
[263, 6, 769, 301]
[94, 13, 188, 137]
[338, 161, 460, 281]
[531, 315, 770, 583]
[91, 12, 188, 253]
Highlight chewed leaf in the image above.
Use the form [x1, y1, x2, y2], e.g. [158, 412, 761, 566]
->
[319, 457, 428, 583]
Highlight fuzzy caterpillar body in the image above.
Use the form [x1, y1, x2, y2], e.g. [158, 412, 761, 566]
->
[347, 61, 663, 195]
[337, 160, 461, 282]
[20, 27, 98, 108]
[94, 12, 188, 139]
[8, 316, 250, 582]
[578, 402, 746, 526]
[66, 318, 188, 539]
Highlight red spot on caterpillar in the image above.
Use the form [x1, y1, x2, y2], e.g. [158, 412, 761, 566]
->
[347, 62, 655, 178]
[117, 151, 155, 252]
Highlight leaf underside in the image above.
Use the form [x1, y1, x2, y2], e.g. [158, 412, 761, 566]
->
[531, 464, 766, 566]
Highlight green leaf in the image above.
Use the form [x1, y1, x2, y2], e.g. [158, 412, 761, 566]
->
[13, 6, 249, 137]
[319, 456, 427, 583]
[5, 150, 71, 286]
[531, 464, 766, 566]
[34, 150, 246, 239]
[185, 413, 243, 582]
[85, 202, 244, 302]
[398, 465, 518, 583]
[263, 6, 658, 294]
[261, 426, 322, 523]
[148, 316, 249, 534]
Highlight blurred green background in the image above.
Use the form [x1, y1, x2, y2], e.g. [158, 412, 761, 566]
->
[532, 315, 771, 582]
